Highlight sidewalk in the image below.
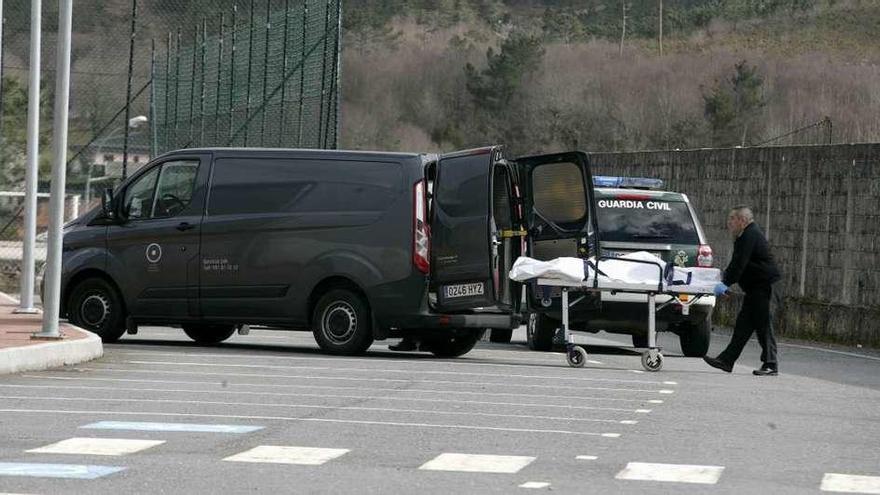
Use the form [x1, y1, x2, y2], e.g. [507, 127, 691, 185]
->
[0, 292, 103, 375]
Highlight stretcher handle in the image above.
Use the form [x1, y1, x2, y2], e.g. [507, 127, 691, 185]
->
[593, 256, 665, 292]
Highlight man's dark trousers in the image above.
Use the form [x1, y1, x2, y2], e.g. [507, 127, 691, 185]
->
[717, 282, 780, 367]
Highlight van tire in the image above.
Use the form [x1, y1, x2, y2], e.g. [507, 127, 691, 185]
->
[182, 324, 236, 345]
[489, 328, 513, 343]
[425, 330, 483, 358]
[67, 277, 127, 343]
[678, 319, 711, 357]
[527, 313, 556, 351]
[312, 289, 374, 355]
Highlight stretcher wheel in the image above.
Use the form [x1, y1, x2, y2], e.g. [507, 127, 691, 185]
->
[641, 350, 663, 372]
[567, 346, 587, 368]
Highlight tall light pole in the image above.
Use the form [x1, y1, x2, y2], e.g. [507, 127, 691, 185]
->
[35, 0, 73, 338]
[16, 0, 41, 314]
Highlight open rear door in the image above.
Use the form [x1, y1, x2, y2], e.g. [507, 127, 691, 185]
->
[515, 151, 599, 308]
[431, 146, 516, 312]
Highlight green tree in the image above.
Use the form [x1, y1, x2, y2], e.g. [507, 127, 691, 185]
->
[703, 60, 767, 146]
[464, 32, 545, 112]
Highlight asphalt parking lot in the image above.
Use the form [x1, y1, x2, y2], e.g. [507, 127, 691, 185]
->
[1, 326, 879, 494]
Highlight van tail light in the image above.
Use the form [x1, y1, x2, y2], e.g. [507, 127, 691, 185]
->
[697, 244, 713, 267]
[413, 180, 430, 274]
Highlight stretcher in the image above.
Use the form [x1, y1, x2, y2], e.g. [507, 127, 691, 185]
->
[513, 253, 720, 371]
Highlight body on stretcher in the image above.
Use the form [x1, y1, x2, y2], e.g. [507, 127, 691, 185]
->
[510, 251, 722, 371]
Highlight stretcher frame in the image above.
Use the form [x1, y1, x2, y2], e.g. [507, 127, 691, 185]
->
[534, 258, 715, 371]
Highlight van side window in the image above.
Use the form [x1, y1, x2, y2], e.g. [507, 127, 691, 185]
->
[123, 167, 160, 220]
[152, 161, 199, 218]
[208, 158, 402, 215]
[531, 162, 586, 224]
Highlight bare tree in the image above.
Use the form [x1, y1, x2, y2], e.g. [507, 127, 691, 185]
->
[619, 1, 627, 56]
[658, 0, 663, 57]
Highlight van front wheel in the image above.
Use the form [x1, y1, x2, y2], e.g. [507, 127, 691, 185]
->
[312, 289, 374, 355]
[68, 277, 127, 343]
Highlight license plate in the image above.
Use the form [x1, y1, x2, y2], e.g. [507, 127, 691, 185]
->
[444, 282, 485, 299]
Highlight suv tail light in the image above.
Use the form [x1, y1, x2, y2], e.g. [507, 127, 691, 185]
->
[413, 180, 430, 274]
[697, 244, 713, 267]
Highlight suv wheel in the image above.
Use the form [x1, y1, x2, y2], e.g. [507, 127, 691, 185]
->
[678, 319, 711, 357]
[67, 277, 127, 343]
[312, 289, 374, 355]
[182, 324, 236, 345]
[527, 313, 556, 351]
[425, 330, 483, 358]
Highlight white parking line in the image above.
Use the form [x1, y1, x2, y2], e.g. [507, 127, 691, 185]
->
[0, 408, 621, 437]
[27, 438, 165, 456]
[615, 462, 725, 484]
[81, 421, 263, 433]
[79, 365, 669, 394]
[6, 381, 653, 412]
[821, 473, 880, 494]
[21, 374, 665, 404]
[0, 462, 125, 479]
[0, 394, 637, 424]
[420, 453, 535, 474]
[519, 481, 550, 489]
[99, 359, 670, 385]
[224, 446, 349, 466]
[576, 455, 598, 460]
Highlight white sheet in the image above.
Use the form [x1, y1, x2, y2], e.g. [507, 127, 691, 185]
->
[509, 251, 721, 294]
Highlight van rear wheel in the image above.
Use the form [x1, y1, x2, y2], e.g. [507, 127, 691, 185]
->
[678, 319, 711, 357]
[425, 330, 483, 358]
[67, 277, 127, 343]
[312, 289, 374, 356]
[182, 324, 236, 345]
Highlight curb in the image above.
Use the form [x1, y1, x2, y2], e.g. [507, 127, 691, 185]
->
[0, 292, 104, 375]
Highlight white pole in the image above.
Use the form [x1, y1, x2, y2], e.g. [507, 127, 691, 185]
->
[16, 0, 41, 314]
[36, 0, 73, 338]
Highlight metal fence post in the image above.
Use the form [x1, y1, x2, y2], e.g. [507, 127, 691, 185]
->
[260, 0, 271, 146]
[122, 0, 138, 179]
[16, 0, 41, 313]
[150, 38, 158, 158]
[229, 5, 237, 141]
[163, 32, 171, 152]
[215, 13, 225, 145]
[278, 0, 291, 146]
[244, 0, 256, 146]
[37, 0, 74, 338]
[199, 17, 208, 147]
[799, 156, 812, 298]
[173, 28, 182, 148]
[297, 0, 308, 147]
[188, 27, 198, 146]
[317, 0, 330, 148]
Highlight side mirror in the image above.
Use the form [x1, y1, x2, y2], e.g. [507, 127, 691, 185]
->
[101, 188, 115, 220]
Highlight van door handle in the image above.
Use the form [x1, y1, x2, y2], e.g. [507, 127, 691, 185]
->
[176, 222, 196, 231]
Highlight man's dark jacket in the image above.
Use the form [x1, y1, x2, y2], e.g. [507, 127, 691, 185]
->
[723, 222, 781, 292]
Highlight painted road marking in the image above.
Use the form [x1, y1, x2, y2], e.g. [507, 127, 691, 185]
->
[0, 462, 124, 479]
[576, 455, 598, 460]
[75, 366, 668, 394]
[27, 437, 164, 456]
[420, 453, 535, 474]
[615, 462, 725, 484]
[81, 421, 263, 433]
[519, 481, 550, 489]
[0, 394, 641, 424]
[821, 473, 880, 494]
[224, 446, 349, 466]
[22, 375, 662, 405]
[1, 408, 621, 437]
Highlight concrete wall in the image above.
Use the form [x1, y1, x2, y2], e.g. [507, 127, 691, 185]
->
[589, 143, 880, 347]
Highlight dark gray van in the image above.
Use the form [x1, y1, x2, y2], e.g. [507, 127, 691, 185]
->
[58, 146, 598, 357]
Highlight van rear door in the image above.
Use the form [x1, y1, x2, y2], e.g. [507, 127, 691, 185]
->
[431, 146, 517, 312]
[514, 151, 599, 306]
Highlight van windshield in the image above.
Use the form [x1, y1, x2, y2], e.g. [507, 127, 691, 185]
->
[596, 198, 699, 244]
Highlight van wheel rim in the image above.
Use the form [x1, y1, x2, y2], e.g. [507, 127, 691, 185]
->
[322, 302, 357, 344]
[81, 294, 110, 327]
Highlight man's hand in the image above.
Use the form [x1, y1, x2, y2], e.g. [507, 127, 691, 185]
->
[713, 283, 729, 297]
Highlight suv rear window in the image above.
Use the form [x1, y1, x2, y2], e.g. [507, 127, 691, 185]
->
[596, 197, 699, 244]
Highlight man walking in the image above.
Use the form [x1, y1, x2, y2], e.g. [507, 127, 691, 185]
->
[704, 206, 782, 375]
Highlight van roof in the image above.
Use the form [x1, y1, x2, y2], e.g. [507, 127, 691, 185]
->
[161, 147, 429, 161]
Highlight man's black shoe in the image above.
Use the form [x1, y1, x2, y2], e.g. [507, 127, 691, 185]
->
[753, 365, 778, 376]
[703, 356, 733, 373]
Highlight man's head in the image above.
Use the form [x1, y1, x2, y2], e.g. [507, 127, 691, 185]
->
[726, 206, 754, 237]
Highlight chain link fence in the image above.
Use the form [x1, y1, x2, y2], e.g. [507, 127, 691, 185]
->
[0, 0, 341, 296]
